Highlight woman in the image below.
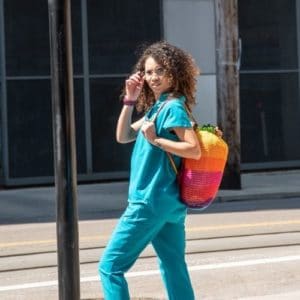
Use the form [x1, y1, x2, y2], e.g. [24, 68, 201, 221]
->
[99, 41, 201, 300]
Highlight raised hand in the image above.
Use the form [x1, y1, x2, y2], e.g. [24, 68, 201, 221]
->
[125, 71, 144, 101]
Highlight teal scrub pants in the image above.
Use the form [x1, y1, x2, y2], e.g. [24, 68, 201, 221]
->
[98, 202, 195, 300]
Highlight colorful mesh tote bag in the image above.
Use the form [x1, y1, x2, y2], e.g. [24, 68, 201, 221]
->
[166, 104, 229, 210]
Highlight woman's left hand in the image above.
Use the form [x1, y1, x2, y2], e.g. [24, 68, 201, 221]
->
[215, 126, 223, 138]
[141, 121, 157, 144]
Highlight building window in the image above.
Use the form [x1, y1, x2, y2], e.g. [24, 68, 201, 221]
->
[239, 0, 300, 167]
[0, 0, 162, 185]
[87, 0, 162, 175]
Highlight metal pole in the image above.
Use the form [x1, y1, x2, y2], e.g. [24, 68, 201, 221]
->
[48, 1, 80, 299]
[214, 0, 241, 189]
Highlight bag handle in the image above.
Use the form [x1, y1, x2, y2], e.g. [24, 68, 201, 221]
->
[166, 152, 178, 175]
[184, 103, 199, 129]
[148, 99, 179, 174]
[150, 100, 168, 123]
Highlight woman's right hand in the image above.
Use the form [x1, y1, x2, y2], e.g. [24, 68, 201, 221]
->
[125, 71, 144, 101]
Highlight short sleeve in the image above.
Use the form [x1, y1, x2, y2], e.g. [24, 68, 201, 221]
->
[162, 100, 192, 130]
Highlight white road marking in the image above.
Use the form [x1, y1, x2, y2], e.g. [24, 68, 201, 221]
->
[1, 255, 300, 292]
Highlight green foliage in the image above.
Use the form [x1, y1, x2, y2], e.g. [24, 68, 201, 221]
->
[200, 124, 216, 133]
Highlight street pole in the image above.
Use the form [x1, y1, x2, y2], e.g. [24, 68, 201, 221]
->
[214, 0, 241, 189]
[48, 1, 80, 299]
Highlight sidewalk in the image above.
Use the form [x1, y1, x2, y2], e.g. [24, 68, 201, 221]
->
[0, 169, 300, 224]
[218, 169, 300, 201]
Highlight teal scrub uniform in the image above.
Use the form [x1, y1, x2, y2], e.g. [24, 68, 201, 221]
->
[98, 93, 195, 300]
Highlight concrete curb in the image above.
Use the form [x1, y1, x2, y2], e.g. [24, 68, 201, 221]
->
[216, 191, 300, 202]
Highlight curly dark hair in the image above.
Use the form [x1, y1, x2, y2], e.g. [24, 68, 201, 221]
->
[126, 41, 200, 113]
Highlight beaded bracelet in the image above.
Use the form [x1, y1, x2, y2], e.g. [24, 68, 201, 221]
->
[123, 96, 136, 106]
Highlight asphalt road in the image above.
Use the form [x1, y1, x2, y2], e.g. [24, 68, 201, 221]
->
[1, 197, 300, 299]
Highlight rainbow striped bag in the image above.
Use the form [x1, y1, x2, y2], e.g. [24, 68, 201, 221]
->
[167, 108, 229, 210]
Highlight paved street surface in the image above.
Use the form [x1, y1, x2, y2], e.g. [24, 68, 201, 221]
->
[0, 170, 300, 299]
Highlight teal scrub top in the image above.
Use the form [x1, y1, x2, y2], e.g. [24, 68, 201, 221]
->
[128, 93, 192, 213]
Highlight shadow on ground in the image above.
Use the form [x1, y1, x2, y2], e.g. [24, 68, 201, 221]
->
[1, 191, 300, 225]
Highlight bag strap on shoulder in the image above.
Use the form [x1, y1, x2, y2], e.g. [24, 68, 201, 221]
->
[153, 100, 197, 175]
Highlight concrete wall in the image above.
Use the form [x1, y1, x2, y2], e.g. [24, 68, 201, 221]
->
[163, 0, 217, 124]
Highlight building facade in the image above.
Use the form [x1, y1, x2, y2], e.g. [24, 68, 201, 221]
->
[0, 0, 300, 187]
